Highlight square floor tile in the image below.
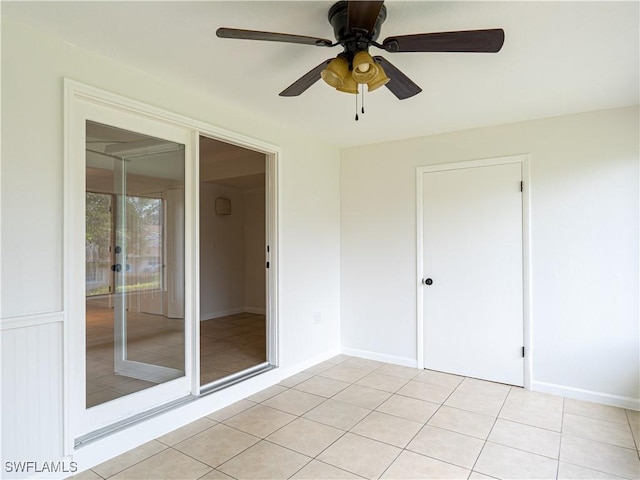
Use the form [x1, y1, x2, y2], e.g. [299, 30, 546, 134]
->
[356, 372, 410, 393]
[407, 425, 484, 469]
[342, 357, 385, 372]
[376, 394, 439, 423]
[263, 388, 325, 416]
[318, 432, 401, 479]
[246, 384, 288, 403]
[92, 440, 167, 478]
[110, 448, 211, 479]
[560, 434, 640, 479]
[375, 364, 421, 380]
[326, 354, 352, 365]
[320, 365, 371, 383]
[498, 387, 563, 432]
[381, 450, 470, 479]
[428, 405, 495, 439]
[474, 442, 558, 479]
[294, 376, 351, 398]
[303, 363, 334, 375]
[198, 469, 235, 479]
[468, 472, 495, 479]
[218, 440, 311, 479]
[304, 399, 371, 430]
[488, 419, 561, 459]
[66, 469, 103, 480]
[557, 462, 628, 479]
[414, 369, 464, 389]
[224, 404, 296, 438]
[564, 398, 628, 424]
[157, 417, 217, 446]
[628, 409, 640, 450]
[174, 423, 259, 468]
[291, 460, 362, 479]
[563, 412, 636, 449]
[278, 372, 313, 388]
[444, 378, 509, 417]
[206, 399, 256, 422]
[333, 384, 392, 410]
[397, 380, 455, 404]
[267, 417, 344, 457]
[352, 411, 423, 448]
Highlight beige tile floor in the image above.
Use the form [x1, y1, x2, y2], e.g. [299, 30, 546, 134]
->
[200, 313, 267, 385]
[86, 301, 265, 407]
[86, 302, 185, 408]
[73, 355, 640, 480]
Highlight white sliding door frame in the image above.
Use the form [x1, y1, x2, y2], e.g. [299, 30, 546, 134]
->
[415, 154, 532, 389]
[63, 80, 280, 454]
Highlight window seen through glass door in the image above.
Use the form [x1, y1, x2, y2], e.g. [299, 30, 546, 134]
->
[85, 120, 185, 408]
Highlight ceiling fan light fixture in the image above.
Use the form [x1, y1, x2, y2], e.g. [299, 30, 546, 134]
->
[336, 72, 359, 94]
[367, 62, 390, 92]
[352, 50, 379, 84]
[321, 55, 349, 88]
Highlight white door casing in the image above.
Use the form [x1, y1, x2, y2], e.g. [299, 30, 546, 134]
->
[416, 156, 531, 387]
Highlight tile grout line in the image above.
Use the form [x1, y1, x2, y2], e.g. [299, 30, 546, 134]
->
[102, 443, 171, 479]
[466, 384, 513, 478]
[378, 373, 479, 480]
[626, 409, 640, 452]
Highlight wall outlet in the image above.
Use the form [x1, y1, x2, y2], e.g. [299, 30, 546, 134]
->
[313, 311, 322, 325]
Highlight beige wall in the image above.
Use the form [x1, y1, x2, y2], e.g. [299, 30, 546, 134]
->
[1, 17, 341, 470]
[341, 106, 639, 407]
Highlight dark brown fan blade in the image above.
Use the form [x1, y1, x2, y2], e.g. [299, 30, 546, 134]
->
[373, 56, 422, 100]
[216, 28, 333, 47]
[279, 59, 333, 97]
[347, 1, 385, 33]
[383, 29, 505, 53]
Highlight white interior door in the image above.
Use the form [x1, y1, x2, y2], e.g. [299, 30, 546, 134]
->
[422, 161, 524, 386]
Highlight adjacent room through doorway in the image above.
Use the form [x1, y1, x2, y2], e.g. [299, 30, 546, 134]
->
[199, 136, 268, 386]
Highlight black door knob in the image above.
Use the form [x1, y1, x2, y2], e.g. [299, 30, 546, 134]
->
[111, 263, 122, 272]
[424, 278, 433, 285]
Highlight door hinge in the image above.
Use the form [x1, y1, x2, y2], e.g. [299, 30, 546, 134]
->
[522, 346, 525, 357]
[266, 261, 270, 268]
[520, 181, 523, 192]
[267, 245, 270, 253]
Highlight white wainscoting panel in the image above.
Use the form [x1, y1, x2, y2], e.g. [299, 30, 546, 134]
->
[1, 316, 64, 470]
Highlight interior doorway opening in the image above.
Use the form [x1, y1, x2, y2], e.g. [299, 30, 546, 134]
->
[199, 136, 270, 387]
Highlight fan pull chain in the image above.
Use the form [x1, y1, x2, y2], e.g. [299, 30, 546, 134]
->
[355, 85, 359, 121]
[362, 88, 365, 114]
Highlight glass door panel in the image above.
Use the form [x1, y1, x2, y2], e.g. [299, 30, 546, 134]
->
[85, 120, 186, 408]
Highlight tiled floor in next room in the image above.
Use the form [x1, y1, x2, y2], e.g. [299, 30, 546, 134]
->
[73, 355, 640, 480]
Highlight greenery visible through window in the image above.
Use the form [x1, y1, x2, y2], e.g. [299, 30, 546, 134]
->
[86, 192, 163, 296]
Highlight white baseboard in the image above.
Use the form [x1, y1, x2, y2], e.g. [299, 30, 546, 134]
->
[341, 347, 418, 368]
[532, 380, 640, 411]
[200, 307, 244, 321]
[200, 307, 266, 321]
[244, 306, 266, 315]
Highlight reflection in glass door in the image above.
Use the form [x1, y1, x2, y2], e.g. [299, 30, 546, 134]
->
[85, 121, 186, 408]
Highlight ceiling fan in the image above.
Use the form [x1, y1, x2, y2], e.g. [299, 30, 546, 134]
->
[217, 1, 504, 104]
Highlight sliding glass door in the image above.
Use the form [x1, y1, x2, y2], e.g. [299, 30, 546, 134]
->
[73, 100, 194, 437]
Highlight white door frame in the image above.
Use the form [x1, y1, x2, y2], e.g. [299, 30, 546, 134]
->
[416, 154, 532, 389]
[63, 80, 280, 454]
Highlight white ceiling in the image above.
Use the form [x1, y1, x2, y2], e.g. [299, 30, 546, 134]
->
[3, 1, 638, 147]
